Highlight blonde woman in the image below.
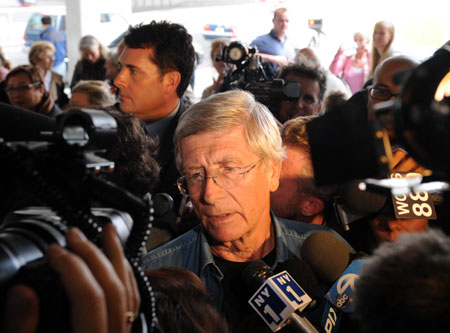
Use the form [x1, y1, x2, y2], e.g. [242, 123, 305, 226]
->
[29, 40, 68, 108]
[369, 21, 397, 77]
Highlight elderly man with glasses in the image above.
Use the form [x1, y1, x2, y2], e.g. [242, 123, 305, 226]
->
[142, 90, 347, 332]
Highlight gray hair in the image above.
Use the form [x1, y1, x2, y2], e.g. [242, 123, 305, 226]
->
[71, 80, 116, 108]
[79, 35, 108, 58]
[174, 90, 285, 172]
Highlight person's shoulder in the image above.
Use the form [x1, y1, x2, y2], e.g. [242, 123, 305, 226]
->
[49, 103, 63, 117]
[276, 216, 333, 234]
[51, 71, 63, 82]
[251, 32, 270, 45]
[276, 216, 354, 249]
[325, 70, 352, 95]
[142, 225, 202, 268]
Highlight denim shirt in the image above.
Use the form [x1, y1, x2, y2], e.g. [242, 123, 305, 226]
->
[142, 212, 339, 309]
[40, 26, 66, 66]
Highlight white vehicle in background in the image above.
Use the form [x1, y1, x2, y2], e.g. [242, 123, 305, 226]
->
[23, 6, 129, 48]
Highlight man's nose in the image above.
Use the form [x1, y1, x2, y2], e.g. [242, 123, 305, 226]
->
[201, 177, 224, 204]
[114, 70, 125, 89]
[295, 95, 305, 108]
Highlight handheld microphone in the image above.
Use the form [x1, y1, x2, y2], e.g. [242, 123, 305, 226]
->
[274, 257, 320, 311]
[300, 231, 355, 284]
[300, 231, 364, 333]
[152, 193, 174, 218]
[243, 260, 319, 333]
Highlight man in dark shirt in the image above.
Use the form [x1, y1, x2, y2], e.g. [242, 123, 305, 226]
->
[143, 90, 349, 332]
[114, 21, 196, 228]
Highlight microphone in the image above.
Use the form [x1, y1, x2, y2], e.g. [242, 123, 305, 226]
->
[300, 231, 364, 333]
[339, 180, 387, 216]
[335, 180, 388, 229]
[300, 231, 355, 284]
[274, 257, 320, 310]
[243, 260, 319, 333]
[152, 193, 174, 218]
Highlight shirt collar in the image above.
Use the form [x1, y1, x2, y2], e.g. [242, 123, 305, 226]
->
[269, 29, 287, 43]
[43, 70, 52, 91]
[144, 100, 180, 140]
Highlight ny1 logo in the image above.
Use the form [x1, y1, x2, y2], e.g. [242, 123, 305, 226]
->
[248, 271, 311, 330]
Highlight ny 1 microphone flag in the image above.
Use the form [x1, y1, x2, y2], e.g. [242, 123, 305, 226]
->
[248, 270, 312, 332]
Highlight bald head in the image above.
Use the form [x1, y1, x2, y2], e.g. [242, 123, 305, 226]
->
[373, 56, 418, 86]
[369, 56, 419, 112]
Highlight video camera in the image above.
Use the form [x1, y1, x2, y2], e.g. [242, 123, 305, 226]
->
[217, 41, 301, 110]
[0, 105, 158, 332]
[306, 41, 450, 230]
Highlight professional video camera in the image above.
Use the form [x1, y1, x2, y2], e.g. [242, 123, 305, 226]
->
[217, 41, 301, 110]
[306, 41, 450, 230]
[0, 105, 158, 332]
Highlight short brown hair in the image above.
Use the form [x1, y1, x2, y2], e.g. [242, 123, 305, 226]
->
[281, 116, 337, 202]
[6, 65, 44, 87]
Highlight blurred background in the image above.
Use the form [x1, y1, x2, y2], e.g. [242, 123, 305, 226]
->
[1, 0, 448, 99]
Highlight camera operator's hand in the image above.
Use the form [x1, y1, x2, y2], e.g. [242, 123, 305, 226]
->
[257, 53, 288, 67]
[3, 225, 140, 333]
[391, 147, 425, 173]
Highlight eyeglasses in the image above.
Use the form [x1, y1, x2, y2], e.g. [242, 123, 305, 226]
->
[176, 158, 263, 196]
[5, 82, 41, 94]
[40, 55, 56, 61]
[369, 86, 399, 101]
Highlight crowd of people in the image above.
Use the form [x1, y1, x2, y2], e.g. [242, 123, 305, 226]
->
[0, 6, 449, 333]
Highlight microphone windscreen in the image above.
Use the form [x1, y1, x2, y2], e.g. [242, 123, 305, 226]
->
[152, 193, 174, 218]
[339, 180, 387, 215]
[0, 102, 56, 141]
[300, 231, 354, 284]
[242, 260, 272, 294]
[274, 257, 320, 300]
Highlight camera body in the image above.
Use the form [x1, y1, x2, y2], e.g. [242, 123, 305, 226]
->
[0, 106, 156, 332]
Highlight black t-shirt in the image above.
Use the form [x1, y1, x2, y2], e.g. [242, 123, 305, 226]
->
[214, 250, 300, 333]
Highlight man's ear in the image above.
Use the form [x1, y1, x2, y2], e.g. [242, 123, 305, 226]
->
[269, 160, 282, 192]
[163, 71, 181, 96]
[317, 103, 322, 115]
[299, 196, 324, 216]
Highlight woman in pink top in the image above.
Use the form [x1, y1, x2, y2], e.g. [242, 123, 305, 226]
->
[0, 46, 11, 82]
[329, 32, 370, 94]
